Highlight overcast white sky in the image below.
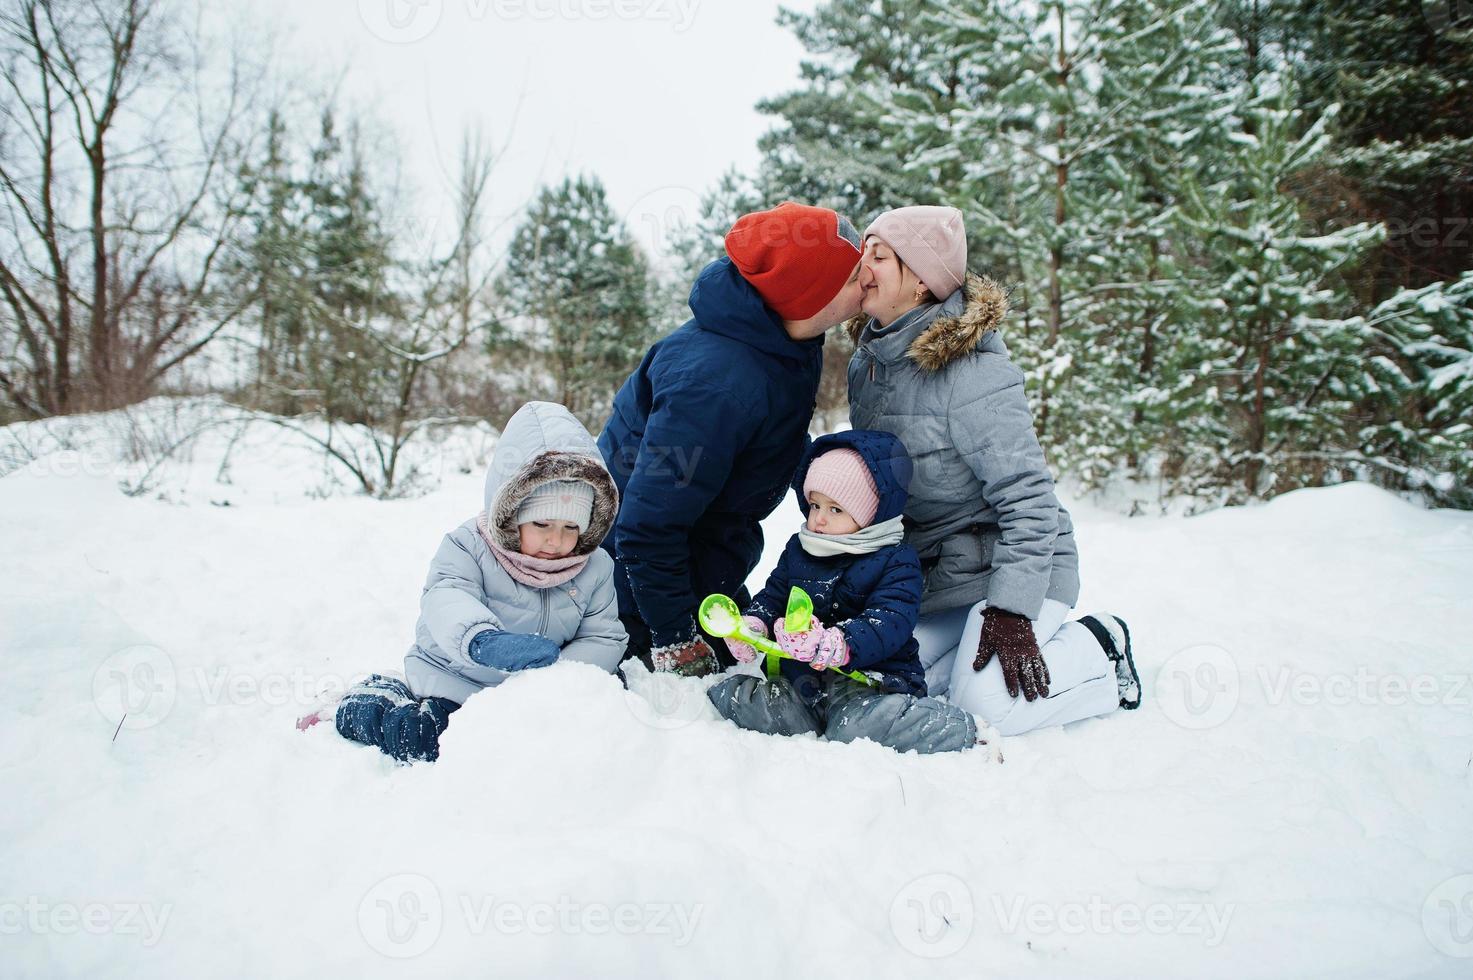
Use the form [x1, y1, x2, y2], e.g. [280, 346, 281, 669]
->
[248, 0, 824, 268]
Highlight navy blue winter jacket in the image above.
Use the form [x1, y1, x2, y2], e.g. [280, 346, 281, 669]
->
[598, 257, 825, 649]
[745, 430, 927, 697]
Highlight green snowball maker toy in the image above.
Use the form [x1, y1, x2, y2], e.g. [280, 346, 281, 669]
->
[697, 587, 875, 687]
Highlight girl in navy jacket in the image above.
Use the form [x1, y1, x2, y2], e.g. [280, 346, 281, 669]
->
[707, 431, 984, 754]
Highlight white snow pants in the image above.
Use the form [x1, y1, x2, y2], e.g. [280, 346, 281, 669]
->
[915, 598, 1120, 736]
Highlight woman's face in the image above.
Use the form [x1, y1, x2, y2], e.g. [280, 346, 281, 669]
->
[859, 239, 930, 327]
[518, 520, 581, 559]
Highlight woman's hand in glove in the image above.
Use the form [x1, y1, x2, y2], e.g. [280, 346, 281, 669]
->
[974, 607, 1050, 701]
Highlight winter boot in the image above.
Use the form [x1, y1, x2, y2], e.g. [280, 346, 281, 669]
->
[1079, 614, 1141, 710]
[335, 674, 416, 749]
[380, 697, 460, 763]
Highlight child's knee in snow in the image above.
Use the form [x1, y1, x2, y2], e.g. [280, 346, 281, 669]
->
[824, 694, 900, 743]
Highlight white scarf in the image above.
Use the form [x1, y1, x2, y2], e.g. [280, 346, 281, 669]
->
[798, 515, 907, 558]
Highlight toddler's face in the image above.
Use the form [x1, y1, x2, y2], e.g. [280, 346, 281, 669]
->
[518, 520, 581, 559]
[806, 491, 862, 536]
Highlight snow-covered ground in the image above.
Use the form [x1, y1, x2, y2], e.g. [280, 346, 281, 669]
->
[2, 398, 1471, 978]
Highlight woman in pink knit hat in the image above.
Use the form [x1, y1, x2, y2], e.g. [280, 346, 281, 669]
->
[846, 205, 1141, 737]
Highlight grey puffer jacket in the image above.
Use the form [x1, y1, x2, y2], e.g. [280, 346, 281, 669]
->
[846, 275, 1080, 619]
[403, 402, 627, 703]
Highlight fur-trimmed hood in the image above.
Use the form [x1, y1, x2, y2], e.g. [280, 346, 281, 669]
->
[845, 273, 1009, 372]
[483, 402, 618, 558]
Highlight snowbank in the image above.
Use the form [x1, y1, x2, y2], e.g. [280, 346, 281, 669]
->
[2, 400, 1470, 977]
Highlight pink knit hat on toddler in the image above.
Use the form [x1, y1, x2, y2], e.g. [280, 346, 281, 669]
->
[803, 448, 881, 528]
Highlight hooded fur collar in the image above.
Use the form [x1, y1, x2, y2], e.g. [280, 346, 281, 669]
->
[844, 273, 1009, 372]
[488, 450, 618, 558]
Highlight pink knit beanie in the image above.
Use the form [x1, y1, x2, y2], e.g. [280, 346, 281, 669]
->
[803, 448, 881, 528]
[863, 206, 967, 299]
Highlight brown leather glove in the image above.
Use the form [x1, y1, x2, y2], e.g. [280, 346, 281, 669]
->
[974, 607, 1050, 701]
[652, 636, 719, 677]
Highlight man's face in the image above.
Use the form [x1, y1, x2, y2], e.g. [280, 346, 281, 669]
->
[783, 262, 864, 340]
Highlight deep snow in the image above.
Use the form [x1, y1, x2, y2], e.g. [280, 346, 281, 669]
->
[2, 398, 1471, 978]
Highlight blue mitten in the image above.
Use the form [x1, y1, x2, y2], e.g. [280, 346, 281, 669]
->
[469, 630, 560, 671]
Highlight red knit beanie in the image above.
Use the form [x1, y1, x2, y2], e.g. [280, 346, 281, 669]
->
[725, 202, 862, 321]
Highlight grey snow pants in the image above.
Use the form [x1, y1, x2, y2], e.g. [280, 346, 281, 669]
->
[707, 671, 978, 755]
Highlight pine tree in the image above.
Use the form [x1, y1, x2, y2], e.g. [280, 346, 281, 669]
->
[1175, 77, 1384, 499]
[756, 0, 948, 228]
[290, 110, 400, 426]
[662, 169, 763, 303]
[742, 0, 1470, 507]
[1292, 0, 1473, 300]
[1362, 270, 1473, 506]
[1038, 0, 1244, 485]
[230, 110, 315, 414]
[831, 0, 1245, 479]
[500, 176, 655, 428]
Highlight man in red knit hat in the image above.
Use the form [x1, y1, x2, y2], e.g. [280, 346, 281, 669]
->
[598, 202, 863, 676]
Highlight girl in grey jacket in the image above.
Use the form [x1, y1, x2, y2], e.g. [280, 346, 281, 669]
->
[847, 206, 1140, 736]
[334, 402, 627, 762]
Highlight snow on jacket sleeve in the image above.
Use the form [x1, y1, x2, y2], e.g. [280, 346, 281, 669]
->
[420, 529, 504, 663]
[615, 379, 759, 648]
[744, 543, 795, 632]
[836, 547, 923, 670]
[557, 557, 628, 673]
[948, 367, 1062, 620]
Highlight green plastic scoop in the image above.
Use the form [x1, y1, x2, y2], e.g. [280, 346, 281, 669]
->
[699, 589, 875, 687]
[698, 593, 785, 678]
[784, 585, 814, 634]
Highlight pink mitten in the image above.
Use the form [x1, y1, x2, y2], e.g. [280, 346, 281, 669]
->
[810, 626, 851, 670]
[726, 615, 770, 664]
[773, 617, 825, 662]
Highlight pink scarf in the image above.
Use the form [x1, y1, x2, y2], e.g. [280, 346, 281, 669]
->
[478, 512, 589, 589]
